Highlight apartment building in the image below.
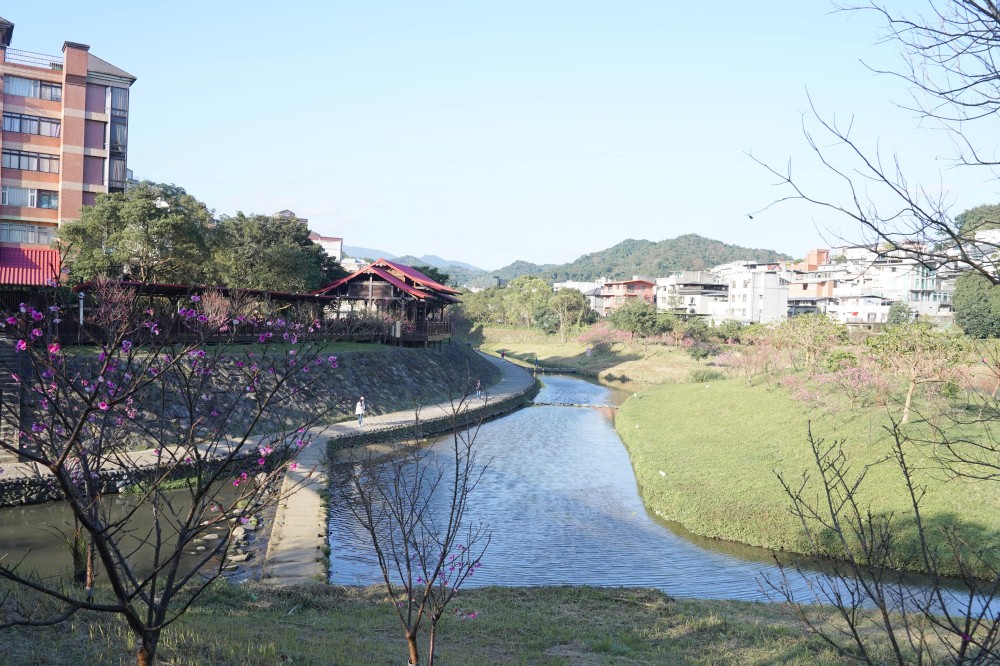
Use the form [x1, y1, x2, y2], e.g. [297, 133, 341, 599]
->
[594, 277, 655, 317]
[0, 17, 135, 249]
[655, 271, 729, 319]
[711, 262, 789, 323]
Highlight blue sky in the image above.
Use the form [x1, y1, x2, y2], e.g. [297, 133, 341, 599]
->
[13, 2, 1000, 269]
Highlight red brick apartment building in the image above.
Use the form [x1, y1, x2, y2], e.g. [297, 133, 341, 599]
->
[0, 16, 135, 253]
[596, 278, 656, 317]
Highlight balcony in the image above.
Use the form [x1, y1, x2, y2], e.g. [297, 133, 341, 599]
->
[3, 48, 62, 70]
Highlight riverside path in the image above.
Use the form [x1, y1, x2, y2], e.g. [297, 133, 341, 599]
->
[260, 352, 536, 584]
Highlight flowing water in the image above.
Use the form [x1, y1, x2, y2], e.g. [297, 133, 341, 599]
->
[327, 374, 989, 611]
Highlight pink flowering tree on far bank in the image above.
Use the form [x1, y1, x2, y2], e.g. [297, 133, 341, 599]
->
[0, 281, 340, 666]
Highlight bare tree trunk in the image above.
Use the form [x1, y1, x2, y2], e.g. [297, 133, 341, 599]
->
[136, 630, 158, 666]
[428, 624, 437, 666]
[406, 631, 420, 665]
[902, 379, 916, 425]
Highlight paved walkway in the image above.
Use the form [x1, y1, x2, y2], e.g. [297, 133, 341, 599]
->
[260, 352, 536, 584]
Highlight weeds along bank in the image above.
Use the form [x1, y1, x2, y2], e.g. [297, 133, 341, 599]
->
[615, 378, 1000, 577]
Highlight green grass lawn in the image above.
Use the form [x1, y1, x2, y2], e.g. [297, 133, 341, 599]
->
[0, 581, 925, 665]
[467, 325, 704, 385]
[615, 378, 1000, 576]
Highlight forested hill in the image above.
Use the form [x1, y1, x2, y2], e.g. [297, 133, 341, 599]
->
[387, 234, 792, 287]
[542, 235, 792, 281]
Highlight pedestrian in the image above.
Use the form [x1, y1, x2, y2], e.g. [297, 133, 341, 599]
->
[355, 396, 366, 427]
[500, 350, 506, 363]
[475, 379, 482, 399]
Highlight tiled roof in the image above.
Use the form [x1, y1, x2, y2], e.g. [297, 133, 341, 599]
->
[87, 53, 136, 82]
[376, 259, 463, 295]
[0, 248, 61, 286]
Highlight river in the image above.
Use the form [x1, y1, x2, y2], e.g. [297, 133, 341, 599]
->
[327, 374, 989, 611]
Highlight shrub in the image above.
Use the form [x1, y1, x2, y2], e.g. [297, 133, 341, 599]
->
[689, 368, 725, 383]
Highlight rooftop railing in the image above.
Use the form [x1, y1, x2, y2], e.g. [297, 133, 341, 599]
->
[2, 48, 63, 70]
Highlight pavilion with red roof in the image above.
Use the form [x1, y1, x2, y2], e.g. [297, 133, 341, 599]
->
[313, 259, 461, 345]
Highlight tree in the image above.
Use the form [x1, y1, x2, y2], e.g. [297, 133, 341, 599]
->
[866, 323, 968, 424]
[502, 276, 551, 327]
[953, 271, 1000, 338]
[60, 182, 214, 284]
[548, 289, 588, 342]
[411, 265, 450, 286]
[886, 301, 914, 325]
[955, 203, 1000, 235]
[0, 284, 338, 665]
[211, 213, 329, 292]
[338, 402, 490, 666]
[607, 299, 658, 341]
[777, 314, 847, 375]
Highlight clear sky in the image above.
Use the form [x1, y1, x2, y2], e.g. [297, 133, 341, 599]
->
[11, 2, 1000, 269]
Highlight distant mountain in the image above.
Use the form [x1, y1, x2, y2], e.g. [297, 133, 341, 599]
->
[348, 235, 791, 288]
[537, 234, 792, 282]
[343, 246, 397, 260]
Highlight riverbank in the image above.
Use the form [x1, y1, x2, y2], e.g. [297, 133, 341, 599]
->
[0, 580, 925, 664]
[615, 377, 1000, 576]
[466, 325, 705, 385]
[261, 352, 537, 584]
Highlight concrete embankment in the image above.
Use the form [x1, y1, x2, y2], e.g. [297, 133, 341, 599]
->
[261, 353, 537, 584]
[0, 345, 500, 507]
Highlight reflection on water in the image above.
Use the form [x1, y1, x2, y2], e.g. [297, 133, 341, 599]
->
[329, 375, 992, 612]
[0, 489, 233, 580]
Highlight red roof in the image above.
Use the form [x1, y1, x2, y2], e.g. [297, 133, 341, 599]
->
[312, 258, 462, 303]
[0, 248, 61, 286]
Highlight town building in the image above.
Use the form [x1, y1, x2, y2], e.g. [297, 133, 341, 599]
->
[711, 261, 789, 323]
[655, 271, 729, 319]
[1, 17, 136, 249]
[593, 277, 655, 317]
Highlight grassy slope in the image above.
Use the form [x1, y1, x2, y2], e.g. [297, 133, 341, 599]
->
[1, 581, 921, 665]
[469, 325, 704, 385]
[615, 378, 1000, 574]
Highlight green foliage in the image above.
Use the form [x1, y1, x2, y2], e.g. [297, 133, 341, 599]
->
[823, 350, 858, 372]
[503, 275, 551, 327]
[688, 368, 725, 383]
[714, 319, 745, 342]
[655, 312, 679, 334]
[681, 317, 711, 343]
[777, 314, 848, 374]
[60, 182, 214, 283]
[954, 271, 1000, 338]
[886, 301, 914, 325]
[955, 203, 1000, 235]
[212, 212, 329, 292]
[607, 299, 658, 339]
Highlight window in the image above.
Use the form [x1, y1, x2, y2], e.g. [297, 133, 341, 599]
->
[0, 222, 53, 245]
[110, 119, 128, 152]
[38, 191, 58, 209]
[3, 75, 61, 101]
[2, 149, 60, 173]
[109, 157, 127, 189]
[2, 112, 60, 137]
[110, 87, 129, 117]
[2, 186, 58, 209]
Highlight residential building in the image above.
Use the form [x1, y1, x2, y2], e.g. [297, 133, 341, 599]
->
[309, 231, 343, 261]
[594, 277, 655, 317]
[1, 17, 136, 249]
[712, 262, 789, 323]
[554, 278, 606, 313]
[655, 271, 729, 320]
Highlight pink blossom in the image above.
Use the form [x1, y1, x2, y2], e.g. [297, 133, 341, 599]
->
[14, 340, 26, 352]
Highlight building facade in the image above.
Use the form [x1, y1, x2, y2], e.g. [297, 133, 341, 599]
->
[0, 17, 135, 249]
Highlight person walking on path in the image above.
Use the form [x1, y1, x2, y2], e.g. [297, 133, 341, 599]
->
[500, 350, 506, 363]
[475, 379, 482, 399]
[355, 396, 366, 427]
